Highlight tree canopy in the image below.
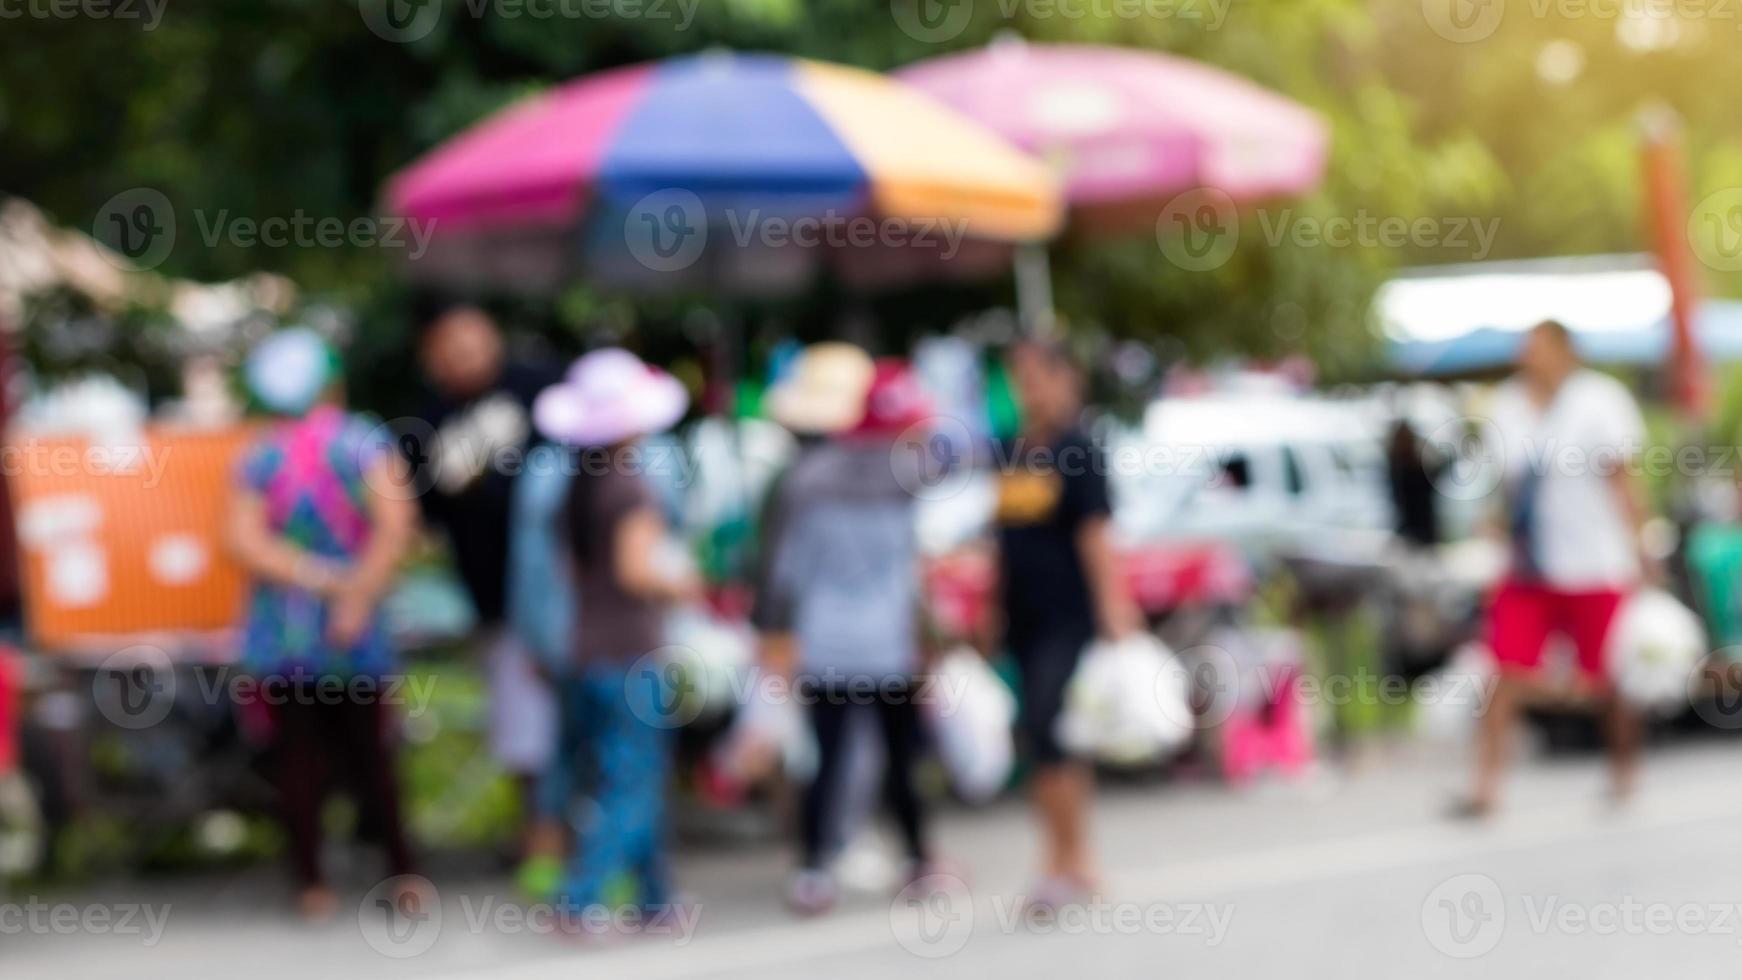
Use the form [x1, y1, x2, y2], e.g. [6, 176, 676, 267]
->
[5, 0, 1739, 399]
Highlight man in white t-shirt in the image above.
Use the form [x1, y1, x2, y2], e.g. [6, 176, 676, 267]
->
[1463, 320, 1653, 817]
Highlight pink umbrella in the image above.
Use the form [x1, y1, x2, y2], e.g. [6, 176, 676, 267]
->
[896, 38, 1329, 236]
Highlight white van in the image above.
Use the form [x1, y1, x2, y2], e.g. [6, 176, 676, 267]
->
[1107, 394, 1397, 560]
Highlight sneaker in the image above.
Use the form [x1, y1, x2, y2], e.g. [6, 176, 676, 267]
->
[785, 870, 838, 917]
[516, 855, 563, 901]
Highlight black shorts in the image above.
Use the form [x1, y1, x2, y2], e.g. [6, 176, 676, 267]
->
[1010, 623, 1094, 767]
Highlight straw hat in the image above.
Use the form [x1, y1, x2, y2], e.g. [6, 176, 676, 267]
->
[764, 342, 876, 435]
[532, 348, 688, 446]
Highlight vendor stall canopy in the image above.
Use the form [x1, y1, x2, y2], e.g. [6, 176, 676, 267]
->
[1380, 254, 1742, 376]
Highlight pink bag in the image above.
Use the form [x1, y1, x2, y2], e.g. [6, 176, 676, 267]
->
[1220, 664, 1313, 785]
[0, 648, 19, 775]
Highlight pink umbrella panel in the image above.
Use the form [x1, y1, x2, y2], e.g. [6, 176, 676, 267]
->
[896, 40, 1330, 236]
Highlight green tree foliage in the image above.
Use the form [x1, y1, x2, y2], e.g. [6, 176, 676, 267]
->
[4, 0, 1739, 394]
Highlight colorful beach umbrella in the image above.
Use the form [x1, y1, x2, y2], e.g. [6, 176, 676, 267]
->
[386, 52, 1062, 295]
[896, 39, 1330, 234]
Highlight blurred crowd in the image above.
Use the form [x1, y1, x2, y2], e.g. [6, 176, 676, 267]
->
[0, 288, 1717, 947]
[221, 301, 1151, 928]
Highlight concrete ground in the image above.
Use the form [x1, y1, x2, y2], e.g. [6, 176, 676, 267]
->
[8, 733, 1742, 979]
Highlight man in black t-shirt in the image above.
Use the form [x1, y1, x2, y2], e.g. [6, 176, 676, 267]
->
[407, 302, 561, 851]
[991, 339, 1139, 909]
[412, 307, 557, 623]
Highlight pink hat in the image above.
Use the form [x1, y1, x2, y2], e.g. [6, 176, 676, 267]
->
[848, 358, 934, 440]
[533, 348, 688, 446]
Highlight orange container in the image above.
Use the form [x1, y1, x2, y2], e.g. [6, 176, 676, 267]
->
[6, 426, 255, 650]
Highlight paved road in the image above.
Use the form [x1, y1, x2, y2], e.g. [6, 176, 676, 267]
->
[9, 735, 1742, 978]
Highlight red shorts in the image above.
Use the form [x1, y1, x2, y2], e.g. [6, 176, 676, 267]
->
[1487, 579, 1626, 681]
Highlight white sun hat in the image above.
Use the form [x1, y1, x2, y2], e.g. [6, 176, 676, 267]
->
[532, 348, 689, 446]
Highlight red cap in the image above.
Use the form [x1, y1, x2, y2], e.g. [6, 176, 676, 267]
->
[848, 358, 934, 439]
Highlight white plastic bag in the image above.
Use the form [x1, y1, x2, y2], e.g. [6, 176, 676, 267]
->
[1057, 633, 1195, 766]
[711, 670, 814, 784]
[664, 607, 755, 724]
[1608, 588, 1706, 712]
[925, 647, 1016, 803]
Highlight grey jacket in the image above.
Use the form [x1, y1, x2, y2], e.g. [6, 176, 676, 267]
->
[764, 441, 921, 681]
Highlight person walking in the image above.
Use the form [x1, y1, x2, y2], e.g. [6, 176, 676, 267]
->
[1461, 319, 1652, 817]
[988, 338, 1138, 909]
[408, 300, 559, 849]
[1387, 416, 1443, 549]
[760, 348, 941, 915]
[227, 329, 419, 921]
[531, 348, 699, 932]
[504, 439, 578, 898]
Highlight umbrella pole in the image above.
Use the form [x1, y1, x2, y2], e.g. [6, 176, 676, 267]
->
[1014, 242, 1056, 336]
[720, 306, 751, 583]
